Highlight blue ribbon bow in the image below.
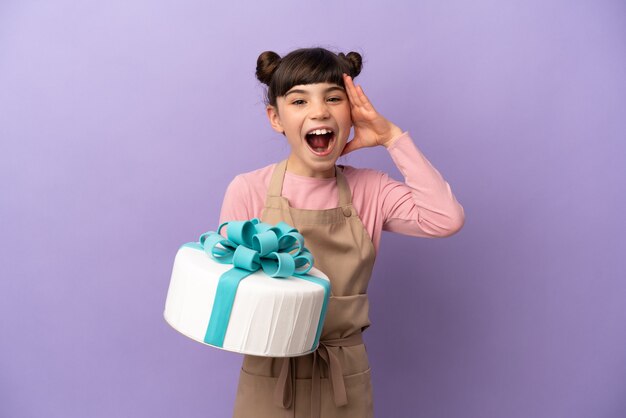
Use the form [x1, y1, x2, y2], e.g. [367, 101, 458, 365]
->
[183, 219, 330, 351]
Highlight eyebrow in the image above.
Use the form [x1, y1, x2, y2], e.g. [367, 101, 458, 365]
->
[285, 86, 345, 97]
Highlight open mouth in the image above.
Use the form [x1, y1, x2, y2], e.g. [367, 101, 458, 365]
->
[305, 128, 335, 156]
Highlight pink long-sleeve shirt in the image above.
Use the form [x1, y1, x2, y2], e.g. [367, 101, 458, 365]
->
[219, 132, 465, 253]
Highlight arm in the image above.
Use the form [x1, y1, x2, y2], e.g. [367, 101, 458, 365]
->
[380, 132, 465, 238]
[342, 74, 464, 238]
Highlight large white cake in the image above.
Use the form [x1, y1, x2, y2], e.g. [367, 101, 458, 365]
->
[164, 241, 330, 357]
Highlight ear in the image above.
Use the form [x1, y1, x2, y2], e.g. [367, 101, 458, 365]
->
[266, 105, 284, 134]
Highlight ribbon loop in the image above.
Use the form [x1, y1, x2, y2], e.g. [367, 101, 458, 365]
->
[251, 230, 279, 256]
[225, 220, 256, 247]
[201, 219, 312, 278]
[261, 252, 296, 277]
[232, 245, 260, 271]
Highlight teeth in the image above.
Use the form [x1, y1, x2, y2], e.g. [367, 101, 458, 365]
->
[309, 128, 332, 135]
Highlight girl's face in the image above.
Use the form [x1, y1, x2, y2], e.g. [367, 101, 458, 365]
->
[266, 82, 352, 178]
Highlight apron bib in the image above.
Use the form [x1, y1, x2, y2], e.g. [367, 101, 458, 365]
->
[232, 160, 377, 418]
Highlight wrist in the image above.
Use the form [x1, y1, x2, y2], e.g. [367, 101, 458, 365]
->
[382, 125, 404, 148]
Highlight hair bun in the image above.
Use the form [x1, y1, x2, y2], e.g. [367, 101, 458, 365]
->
[256, 51, 282, 85]
[339, 51, 363, 78]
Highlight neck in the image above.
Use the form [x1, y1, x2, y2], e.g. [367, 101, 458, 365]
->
[285, 155, 336, 179]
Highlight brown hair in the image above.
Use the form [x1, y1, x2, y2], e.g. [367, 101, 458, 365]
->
[256, 47, 363, 106]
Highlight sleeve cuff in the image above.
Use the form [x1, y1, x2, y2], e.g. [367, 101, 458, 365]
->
[384, 131, 411, 151]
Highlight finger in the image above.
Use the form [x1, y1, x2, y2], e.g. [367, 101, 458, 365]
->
[343, 74, 367, 108]
[350, 82, 366, 108]
[355, 85, 375, 112]
[343, 74, 359, 106]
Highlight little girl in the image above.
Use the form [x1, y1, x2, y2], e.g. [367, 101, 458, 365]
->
[220, 47, 465, 418]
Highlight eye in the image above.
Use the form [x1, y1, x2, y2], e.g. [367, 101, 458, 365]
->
[291, 99, 306, 105]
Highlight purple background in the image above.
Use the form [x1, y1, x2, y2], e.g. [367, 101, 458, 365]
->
[2, 1, 625, 417]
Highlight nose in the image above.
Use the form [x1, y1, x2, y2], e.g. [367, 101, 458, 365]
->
[309, 100, 330, 120]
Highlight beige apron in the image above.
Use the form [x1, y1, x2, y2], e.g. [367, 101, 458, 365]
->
[232, 160, 377, 418]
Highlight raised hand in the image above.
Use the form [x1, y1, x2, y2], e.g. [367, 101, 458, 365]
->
[341, 73, 403, 156]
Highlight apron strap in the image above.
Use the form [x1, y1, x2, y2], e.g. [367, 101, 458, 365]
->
[267, 160, 289, 198]
[273, 333, 364, 418]
[335, 166, 352, 208]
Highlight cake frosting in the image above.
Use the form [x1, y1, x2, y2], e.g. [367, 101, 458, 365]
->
[164, 220, 330, 357]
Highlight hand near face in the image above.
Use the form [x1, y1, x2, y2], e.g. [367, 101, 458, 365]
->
[341, 74, 403, 156]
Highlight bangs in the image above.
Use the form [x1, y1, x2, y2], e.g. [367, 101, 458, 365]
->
[270, 49, 351, 98]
